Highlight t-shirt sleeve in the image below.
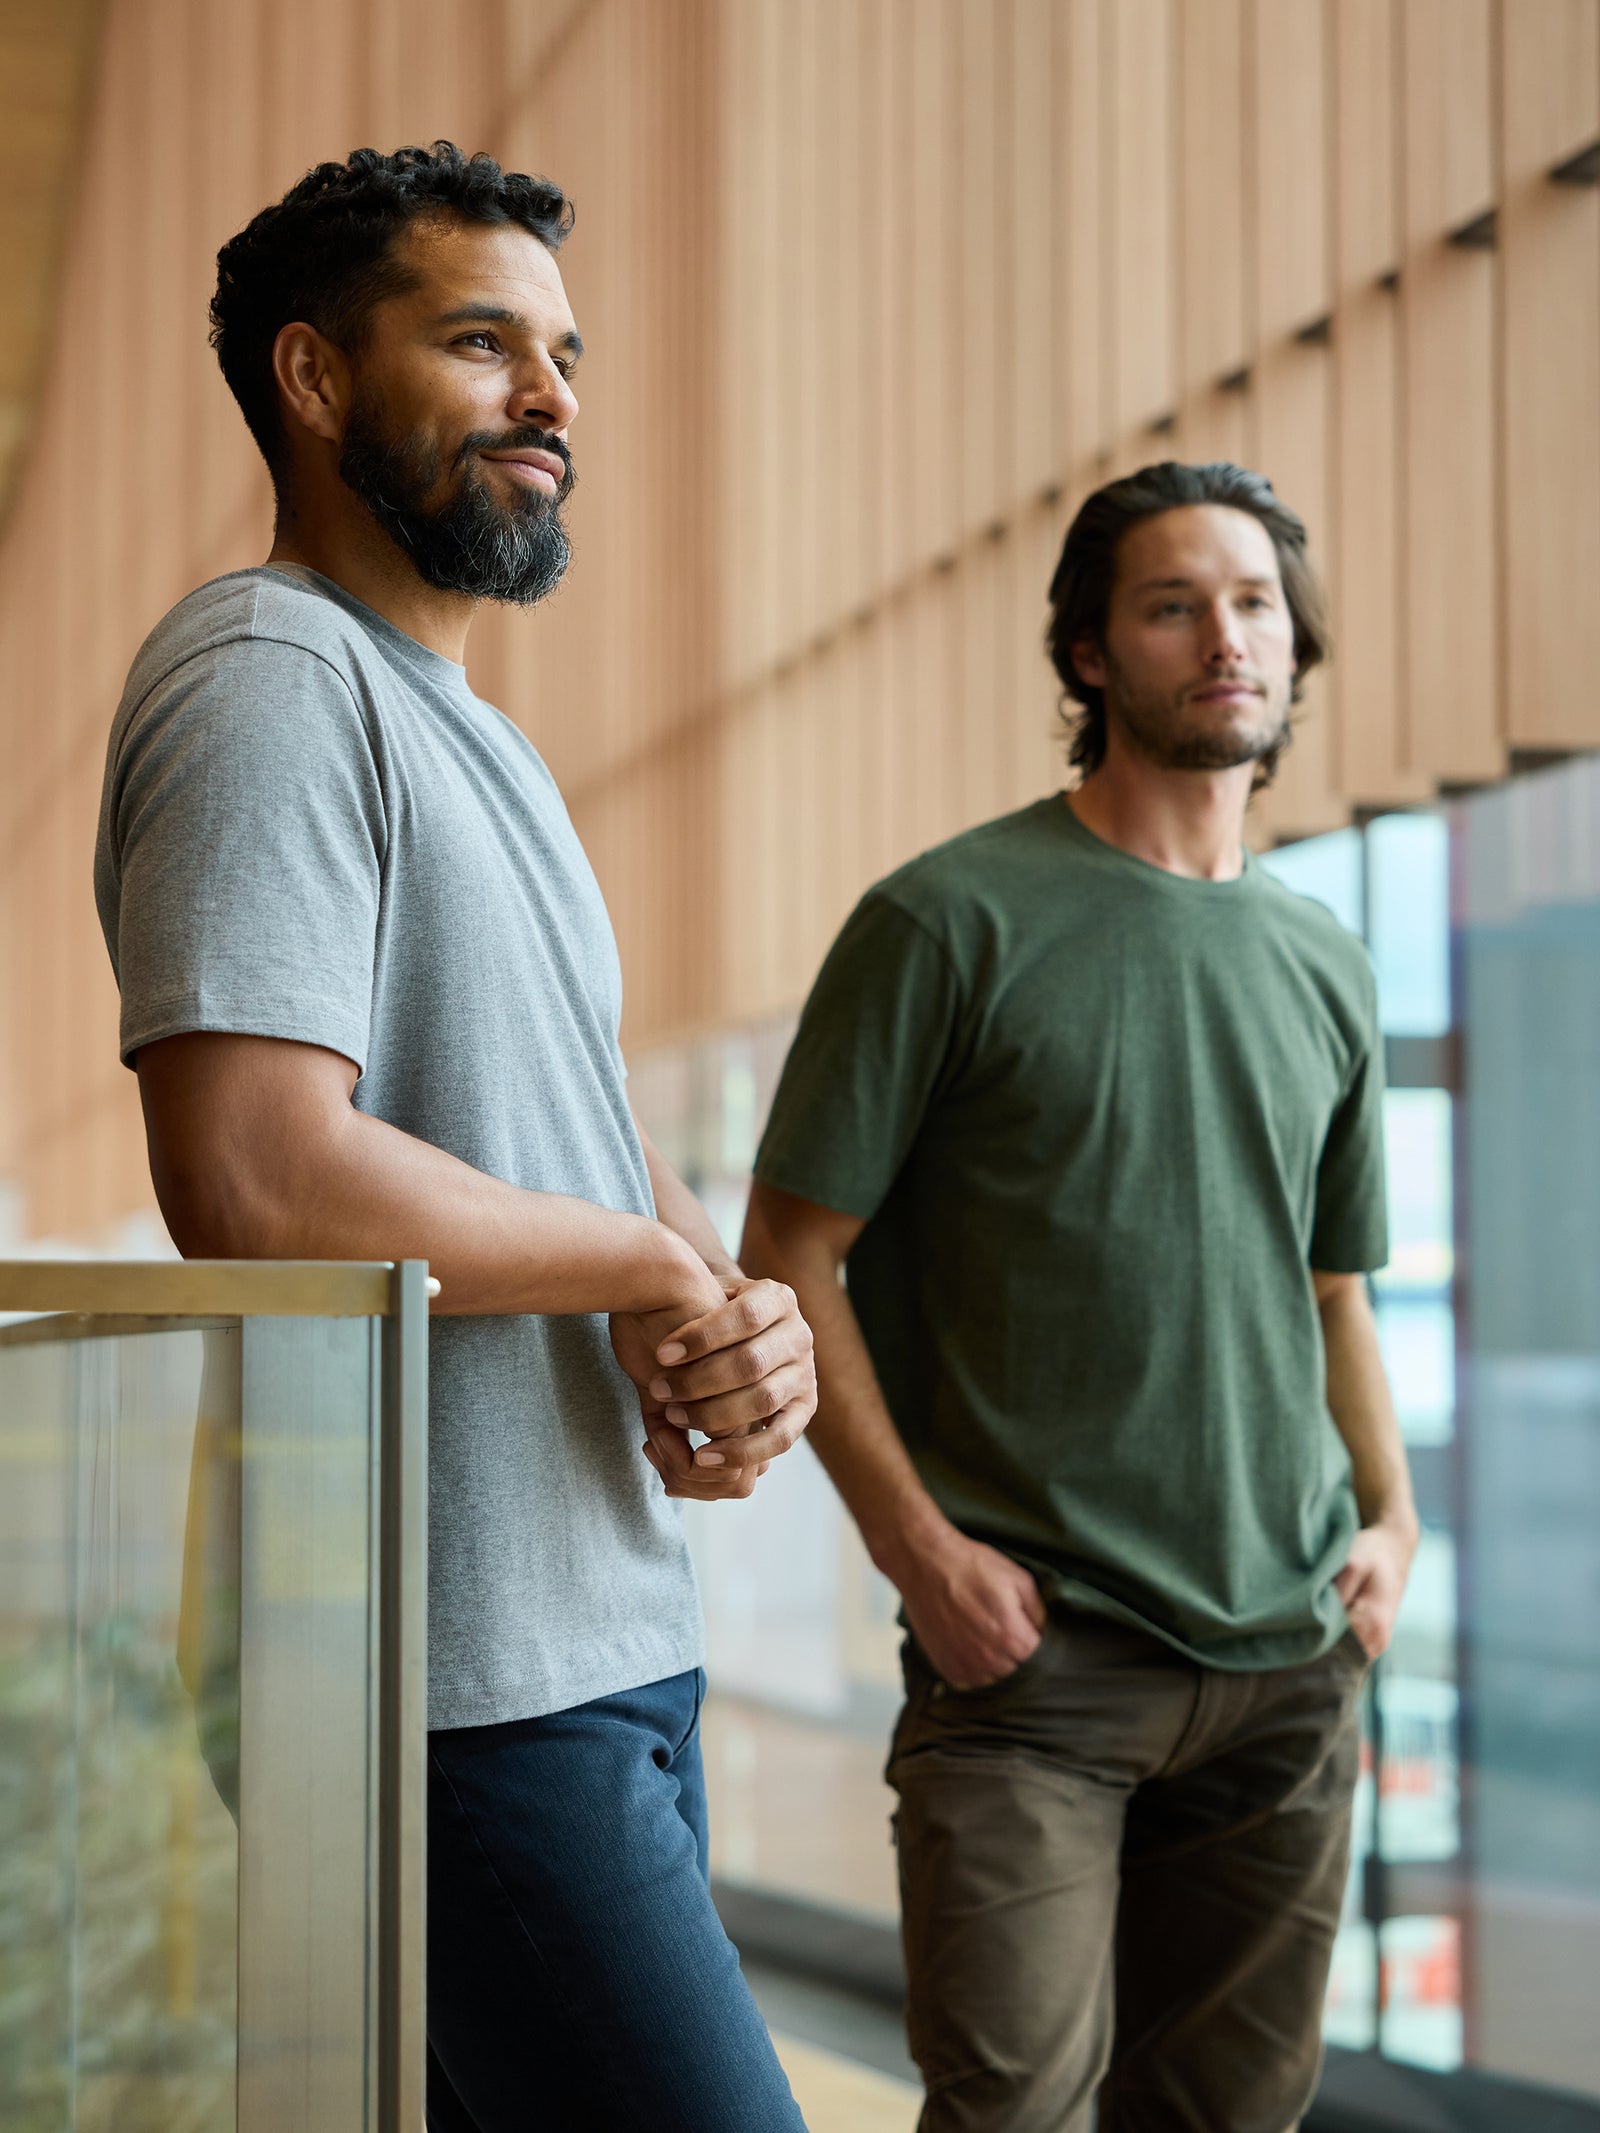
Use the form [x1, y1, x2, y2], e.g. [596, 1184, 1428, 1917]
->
[105, 639, 386, 1070]
[1309, 968, 1390, 1274]
[753, 890, 965, 1222]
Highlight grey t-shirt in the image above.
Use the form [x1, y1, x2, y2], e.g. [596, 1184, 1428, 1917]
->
[95, 563, 704, 1729]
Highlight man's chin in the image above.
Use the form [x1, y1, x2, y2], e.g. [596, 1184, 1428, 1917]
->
[396, 506, 571, 606]
[1160, 712, 1288, 774]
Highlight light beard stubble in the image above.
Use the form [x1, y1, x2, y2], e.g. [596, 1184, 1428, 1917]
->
[1104, 660, 1292, 776]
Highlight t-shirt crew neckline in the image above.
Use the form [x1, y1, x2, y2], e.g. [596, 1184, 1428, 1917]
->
[261, 561, 476, 693]
[1051, 789, 1261, 897]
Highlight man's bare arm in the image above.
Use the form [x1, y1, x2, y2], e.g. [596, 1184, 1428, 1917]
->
[733, 1180, 1044, 1688]
[1315, 1269, 1419, 1657]
[139, 1028, 724, 1320]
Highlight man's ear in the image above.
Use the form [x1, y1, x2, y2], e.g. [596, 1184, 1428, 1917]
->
[271, 322, 350, 450]
[1069, 634, 1107, 691]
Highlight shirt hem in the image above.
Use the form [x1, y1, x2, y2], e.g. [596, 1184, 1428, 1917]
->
[427, 1622, 708, 1732]
[1041, 1572, 1349, 1674]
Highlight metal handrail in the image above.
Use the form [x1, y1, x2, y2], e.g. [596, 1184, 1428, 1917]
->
[0, 1258, 439, 1321]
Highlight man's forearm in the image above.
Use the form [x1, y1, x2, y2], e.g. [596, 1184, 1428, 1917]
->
[1319, 1276, 1417, 1534]
[740, 1190, 954, 1577]
[141, 1039, 724, 1320]
[741, 1183, 1046, 1689]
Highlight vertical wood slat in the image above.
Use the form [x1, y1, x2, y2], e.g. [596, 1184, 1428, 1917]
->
[1399, 0, 1501, 783]
[1056, 0, 1108, 474]
[788, 0, 823, 662]
[1499, 0, 1600, 748]
[1013, 502, 1069, 807]
[908, 0, 959, 570]
[1108, 0, 1178, 437]
[1177, 0, 1249, 465]
[1331, 0, 1427, 802]
[1251, 0, 1341, 839]
[1255, 0, 1333, 336]
[958, 1, 1005, 543]
[1008, 0, 1057, 516]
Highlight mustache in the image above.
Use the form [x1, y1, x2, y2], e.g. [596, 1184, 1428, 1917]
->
[457, 425, 575, 493]
[1186, 672, 1264, 697]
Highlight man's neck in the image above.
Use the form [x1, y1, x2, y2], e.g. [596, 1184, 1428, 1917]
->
[1066, 744, 1254, 882]
[267, 493, 477, 664]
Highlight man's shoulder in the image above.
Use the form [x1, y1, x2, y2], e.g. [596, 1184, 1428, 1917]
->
[1253, 866, 1378, 1004]
[121, 566, 374, 718]
[868, 797, 1067, 936]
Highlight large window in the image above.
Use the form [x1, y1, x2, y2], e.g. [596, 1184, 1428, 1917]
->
[1263, 814, 1462, 2073]
[629, 761, 1600, 2104]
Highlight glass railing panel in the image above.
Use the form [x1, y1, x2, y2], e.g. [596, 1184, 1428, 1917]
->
[0, 1262, 428, 2133]
[236, 1314, 379, 2133]
[0, 1318, 241, 2133]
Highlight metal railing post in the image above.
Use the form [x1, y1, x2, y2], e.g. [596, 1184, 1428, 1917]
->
[378, 1262, 429, 2133]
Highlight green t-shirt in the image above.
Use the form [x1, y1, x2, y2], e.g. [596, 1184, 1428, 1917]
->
[755, 795, 1389, 1671]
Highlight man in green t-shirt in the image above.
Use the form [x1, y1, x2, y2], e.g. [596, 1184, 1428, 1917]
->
[716, 463, 1416, 2129]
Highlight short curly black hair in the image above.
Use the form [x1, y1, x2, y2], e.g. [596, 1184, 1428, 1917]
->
[210, 141, 574, 481]
[1045, 461, 1331, 791]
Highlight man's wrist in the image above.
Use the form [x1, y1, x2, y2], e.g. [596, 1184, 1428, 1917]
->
[1367, 1500, 1420, 1547]
[867, 1497, 964, 1590]
[638, 1220, 727, 1314]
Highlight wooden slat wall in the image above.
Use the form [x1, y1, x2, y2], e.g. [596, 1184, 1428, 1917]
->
[2, 0, 1598, 1241]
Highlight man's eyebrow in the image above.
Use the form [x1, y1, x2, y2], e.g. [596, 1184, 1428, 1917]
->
[434, 303, 584, 360]
[435, 303, 526, 328]
[1129, 573, 1279, 594]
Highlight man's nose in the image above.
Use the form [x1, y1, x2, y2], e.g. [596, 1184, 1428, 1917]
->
[1202, 601, 1248, 666]
[512, 362, 579, 436]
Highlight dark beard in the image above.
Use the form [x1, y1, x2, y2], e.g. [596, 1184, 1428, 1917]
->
[339, 397, 574, 606]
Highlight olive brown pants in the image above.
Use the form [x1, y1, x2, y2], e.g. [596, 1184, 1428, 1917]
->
[888, 1607, 1369, 2133]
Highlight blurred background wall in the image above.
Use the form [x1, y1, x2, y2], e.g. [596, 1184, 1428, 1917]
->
[1, 0, 1596, 1249]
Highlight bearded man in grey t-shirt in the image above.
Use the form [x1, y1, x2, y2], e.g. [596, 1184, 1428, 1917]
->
[95, 143, 814, 2133]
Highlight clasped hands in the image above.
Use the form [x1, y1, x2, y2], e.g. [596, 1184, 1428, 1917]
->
[610, 1276, 817, 1502]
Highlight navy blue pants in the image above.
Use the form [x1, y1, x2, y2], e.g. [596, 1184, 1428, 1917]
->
[426, 1667, 808, 2132]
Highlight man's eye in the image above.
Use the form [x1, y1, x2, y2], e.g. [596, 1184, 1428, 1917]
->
[457, 332, 497, 351]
